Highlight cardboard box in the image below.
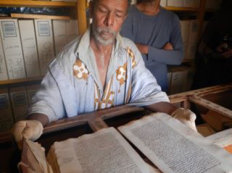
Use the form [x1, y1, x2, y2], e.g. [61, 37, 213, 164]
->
[167, 0, 184, 7]
[19, 20, 40, 77]
[169, 68, 189, 94]
[186, 20, 198, 60]
[0, 19, 26, 79]
[34, 19, 55, 75]
[10, 86, 28, 122]
[26, 84, 40, 106]
[180, 20, 191, 60]
[0, 119, 14, 132]
[0, 30, 8, 81]
[0, 88, 13, 122]
[66, 20, 78, 43]
[53, 20, 67, 55]
[160, 0, 167, 7]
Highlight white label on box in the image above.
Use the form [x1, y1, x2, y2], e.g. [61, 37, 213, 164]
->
[38, 21, 50, 36]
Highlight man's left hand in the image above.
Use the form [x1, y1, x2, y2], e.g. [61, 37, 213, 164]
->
[171, 108, 198, 132]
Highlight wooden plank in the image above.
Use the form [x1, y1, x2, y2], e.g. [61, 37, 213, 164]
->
[189, 95, 232, 119]
[88, 118, 108, 131]
[77, 0, 87, 34]
[165, 6, 198, 12]
[0, 76, 42, 85]
[0, 0, 75, 7]
[43, 105, 144, 134]
[11, 13, 71, 20]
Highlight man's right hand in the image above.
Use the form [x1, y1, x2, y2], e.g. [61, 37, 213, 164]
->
[12, 120, 43, 149]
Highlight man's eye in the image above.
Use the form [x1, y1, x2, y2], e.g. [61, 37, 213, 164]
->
[98, 7, 107, 13]
[115, 13, 123, 18]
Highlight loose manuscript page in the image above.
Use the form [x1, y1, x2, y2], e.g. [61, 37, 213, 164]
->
[47, 127, 153, 173]
[118, 113, 232, 173]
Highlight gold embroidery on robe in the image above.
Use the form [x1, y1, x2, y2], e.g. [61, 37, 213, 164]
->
[73, 59, 89, 80]
[116, 63, 127, 86]
[127, 48, 137, 68]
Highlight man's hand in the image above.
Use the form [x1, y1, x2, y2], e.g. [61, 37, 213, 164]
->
[171, 108, 197, 132]
[163, 42, 174, 50]
[12, 120, 43, 149]
[136, 43, 149, 54]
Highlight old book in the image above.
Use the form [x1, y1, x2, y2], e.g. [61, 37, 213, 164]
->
[118, 113, 232, 173]
[47, 127, 152, 173]
[19, 20, 41, 77]
[20, 127, 159, 173]
[0, 19, 26, 79]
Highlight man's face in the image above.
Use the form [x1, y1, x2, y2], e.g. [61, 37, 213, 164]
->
[91, 0, 128, 45]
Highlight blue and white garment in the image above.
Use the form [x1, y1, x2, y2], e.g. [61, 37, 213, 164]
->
[29, 29, 169, 122]
[121, 6, 184, 91]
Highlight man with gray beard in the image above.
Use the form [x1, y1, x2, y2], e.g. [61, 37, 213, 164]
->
[12, 0, 197, 146]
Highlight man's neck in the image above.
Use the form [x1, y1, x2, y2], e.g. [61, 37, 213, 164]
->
[90, 37, 113, 54]
[90, 37, 114, 88]
[136, 1, 160, 16]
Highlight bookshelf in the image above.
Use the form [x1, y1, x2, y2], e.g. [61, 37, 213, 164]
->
[0, 0, 88, 87]
[0, 0, 88, 135]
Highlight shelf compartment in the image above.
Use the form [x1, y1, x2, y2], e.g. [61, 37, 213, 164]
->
[0, 0, 76, 8]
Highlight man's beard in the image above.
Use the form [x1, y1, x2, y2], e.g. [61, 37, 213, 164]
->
[92, 26, 117, 46]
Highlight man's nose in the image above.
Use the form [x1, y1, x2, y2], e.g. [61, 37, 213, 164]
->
[104, 13, 114, 26]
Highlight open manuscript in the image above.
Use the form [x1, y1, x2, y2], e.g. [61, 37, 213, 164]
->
[118, 113, 232, 173]
[20, 127, 159, 173]
[20, 112, 232, 173]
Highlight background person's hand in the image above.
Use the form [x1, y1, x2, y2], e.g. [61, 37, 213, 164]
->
[12, 120, 43, 149]
[162, 42, 174, 50]
[171, 108, 197, 132]
[136, 43, 149, 54]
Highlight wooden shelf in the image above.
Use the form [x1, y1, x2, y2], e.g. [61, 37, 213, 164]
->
[0, 0, 76, 8]
[165, 6, 199, 12]
[0, 77, 42, 85]
[11, 13, 71, 19]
